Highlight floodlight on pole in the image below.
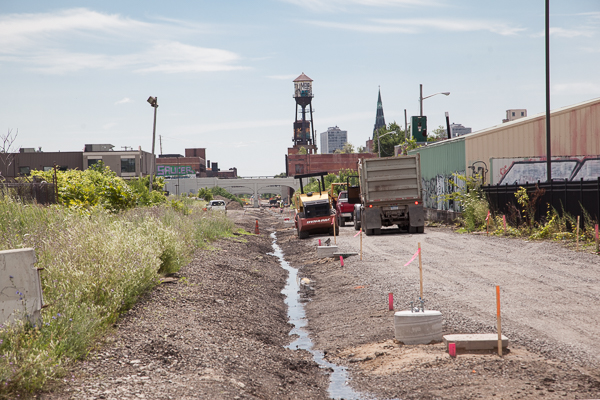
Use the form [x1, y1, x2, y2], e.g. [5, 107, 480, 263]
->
[419, 84, 450, 117]
[147, 96, 158, 192]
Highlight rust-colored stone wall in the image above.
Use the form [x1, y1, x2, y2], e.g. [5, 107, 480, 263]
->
[287, 153, 378, 176]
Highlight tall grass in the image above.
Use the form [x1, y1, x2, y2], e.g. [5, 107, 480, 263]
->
[0, 196, 235, 397]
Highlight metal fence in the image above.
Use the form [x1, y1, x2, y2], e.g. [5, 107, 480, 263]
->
[0, 182, 57, 205]
[482, 178, 600, 223]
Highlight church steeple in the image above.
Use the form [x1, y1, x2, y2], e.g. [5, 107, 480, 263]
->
[373, 87, 386, 137]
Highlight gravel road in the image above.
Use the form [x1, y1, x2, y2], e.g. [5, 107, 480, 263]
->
[278, 222, 600, 399]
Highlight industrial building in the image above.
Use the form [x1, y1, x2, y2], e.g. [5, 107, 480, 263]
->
[407, 97, 600, 211]
[320, 126, 348, 154]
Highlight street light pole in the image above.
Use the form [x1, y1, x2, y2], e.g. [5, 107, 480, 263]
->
[419, 84, 450, 117]
[147, 96, 158, 192]
[377, 131, 397, 158]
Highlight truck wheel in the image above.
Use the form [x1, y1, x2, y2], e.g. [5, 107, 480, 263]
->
[299, 230, 310, 239]
[373, 228, 381, 235]
[354, 218, 360, 231]
[365, 229, 373, 236]
[409, 226, 417, 233]
[417, 226, 424, 233]
[339, 217, 345, 227]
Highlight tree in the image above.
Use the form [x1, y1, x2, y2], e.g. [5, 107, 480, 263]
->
[274, 172, 287, 178]
[298, 146, 308, 155]
[334, 142, 355, 154]
[428, 125, 446, 142]
[357, 145, 367, 153]
[0, 128, 18, 180]
[372, 122, 407, 157]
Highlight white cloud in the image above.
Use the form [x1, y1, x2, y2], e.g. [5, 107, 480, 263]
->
[115, 97, 132, 105]
[0, 8, 246, 74]
[308, 18, 525, 36]
[280, 0, 440, 12]
[103, 122, 117, 130]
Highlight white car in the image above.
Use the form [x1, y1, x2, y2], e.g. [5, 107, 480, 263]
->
[207, 200, 227, 212]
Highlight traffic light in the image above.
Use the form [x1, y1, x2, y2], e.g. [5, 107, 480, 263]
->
[411, 116, 428, 142]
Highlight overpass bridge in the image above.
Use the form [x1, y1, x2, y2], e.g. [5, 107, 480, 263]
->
[164, 177, 301, 207]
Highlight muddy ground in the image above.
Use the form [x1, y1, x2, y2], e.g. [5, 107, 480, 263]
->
[39, 208, 600, 400]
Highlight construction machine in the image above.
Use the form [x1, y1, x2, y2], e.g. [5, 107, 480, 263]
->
[293, 172, 337, 239]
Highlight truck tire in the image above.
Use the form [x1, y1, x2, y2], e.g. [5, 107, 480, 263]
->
[299, 230, 310, 239]
[354, 208, 361, 231]
[365, 229, 373, 236]
[417, 226, 424, 233]
[339, 216, 345, 227]
[373, 228, 381, 235]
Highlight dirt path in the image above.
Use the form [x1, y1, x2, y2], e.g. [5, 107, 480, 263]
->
[278, 222, 600, 400]
[41, 209, 330, 400]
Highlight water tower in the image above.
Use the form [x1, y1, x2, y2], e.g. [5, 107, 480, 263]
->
[292, 73, 317, 153]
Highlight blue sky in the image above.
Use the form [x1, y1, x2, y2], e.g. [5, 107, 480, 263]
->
[1, 1, 599, 175]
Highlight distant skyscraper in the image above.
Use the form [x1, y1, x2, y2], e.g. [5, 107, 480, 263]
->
[373, 87, 386, 137]
[320, 126, 348, 154]
[450, 123, 472, 138]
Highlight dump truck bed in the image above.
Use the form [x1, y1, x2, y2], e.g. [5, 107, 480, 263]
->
[359, 154, 422, 205]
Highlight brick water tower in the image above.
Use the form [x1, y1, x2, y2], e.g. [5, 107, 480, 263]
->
[292, 73, 317, 154]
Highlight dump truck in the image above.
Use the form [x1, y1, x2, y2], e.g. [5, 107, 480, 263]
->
[349, 154, 424, 235]
[293, 172, 337, 239]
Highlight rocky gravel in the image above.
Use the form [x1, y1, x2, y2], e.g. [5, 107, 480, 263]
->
[277, 222, 600, 400]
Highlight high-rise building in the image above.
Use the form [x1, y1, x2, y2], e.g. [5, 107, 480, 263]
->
[450, 123, 472, 138]
[320, 126, 348, 154]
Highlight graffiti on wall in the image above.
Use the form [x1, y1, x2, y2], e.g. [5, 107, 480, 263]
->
[157, 165, 196, 178]
[421, 170, 466, 211]
[493, 156, 600, 185]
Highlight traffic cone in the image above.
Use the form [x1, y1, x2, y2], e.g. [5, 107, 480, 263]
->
[255, 220, 259, 235]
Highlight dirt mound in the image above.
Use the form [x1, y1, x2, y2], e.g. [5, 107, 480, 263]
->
[213, 195, 244, 210]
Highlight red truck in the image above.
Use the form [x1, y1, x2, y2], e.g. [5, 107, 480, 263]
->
[335, 190, 355, 227]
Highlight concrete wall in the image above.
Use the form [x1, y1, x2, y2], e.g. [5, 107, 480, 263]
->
[0, 248, 43, 326]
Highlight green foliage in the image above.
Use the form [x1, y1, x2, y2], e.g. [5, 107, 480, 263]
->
[31, 164, 166, 212]
[273, 172, 287, 178]
[334, 142, 355, 154]
[427, 125, 447, 142]
[301, 169, 358, 196]
[373, 122, 407, 157]
[197, 187, 213, 202]
[209, 186, 244, 207]
[298, 146, 308, 155]
[442, 173, 489, 232]
[0, 197, 234, 396]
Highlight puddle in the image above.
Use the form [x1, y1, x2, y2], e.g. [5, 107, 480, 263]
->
[270, 232, 363, 400]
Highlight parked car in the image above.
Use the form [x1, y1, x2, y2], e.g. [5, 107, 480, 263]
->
[207, 200, 226, 212]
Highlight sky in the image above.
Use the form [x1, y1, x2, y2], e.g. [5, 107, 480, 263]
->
[1, 1, 599, 176]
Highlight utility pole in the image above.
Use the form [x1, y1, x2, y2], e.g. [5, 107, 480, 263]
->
[159, 135, 163, 155]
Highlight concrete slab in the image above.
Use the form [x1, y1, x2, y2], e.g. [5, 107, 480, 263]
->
[0, 248, 43, 326]
[317, 246, 338, 258]
[443, 334, 509, 351]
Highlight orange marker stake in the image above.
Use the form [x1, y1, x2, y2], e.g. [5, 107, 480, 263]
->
[496, 285, 502, 357]
[388, 293, 394, 311]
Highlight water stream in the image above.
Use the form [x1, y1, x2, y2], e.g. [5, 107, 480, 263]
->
[270, 232, 362, 400]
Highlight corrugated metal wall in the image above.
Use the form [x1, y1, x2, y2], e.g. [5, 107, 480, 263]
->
[408, 138, 465, 211]
[407, 97, 600, 209]
[465, 98, 600, 184]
